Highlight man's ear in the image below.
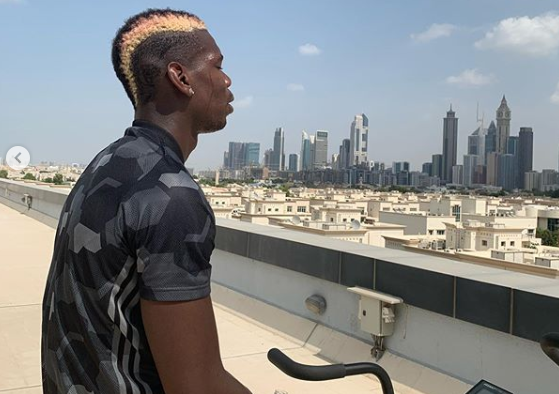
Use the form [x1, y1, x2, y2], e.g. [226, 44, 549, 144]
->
[167, 62, 195, 98]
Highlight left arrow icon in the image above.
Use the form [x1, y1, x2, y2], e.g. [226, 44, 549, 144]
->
[6, 146, 30, 171]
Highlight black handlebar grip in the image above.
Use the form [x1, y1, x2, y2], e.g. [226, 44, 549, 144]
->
[267, 348, 347, 381]
[541, 332, 559, 367]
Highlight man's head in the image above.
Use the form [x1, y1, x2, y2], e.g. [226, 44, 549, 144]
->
[112, 8, 234, 132]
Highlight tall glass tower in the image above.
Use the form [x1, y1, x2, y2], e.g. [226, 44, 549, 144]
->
[442, 105, 458, 183]
[349, 114, 369, 166]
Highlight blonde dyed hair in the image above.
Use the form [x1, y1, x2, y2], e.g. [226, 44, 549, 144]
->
[112, 9, 206, 107]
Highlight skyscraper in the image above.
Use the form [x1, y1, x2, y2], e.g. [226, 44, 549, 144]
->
[518, 127, 534, 189]
[452, 165, 464, 185]
[223, 151, 229, 168]
[245, 143, 260, 167]
[468, 122, 487, 164]
[339, 139, 350, 170]
[349, 114, 369, 167]
[442, 105, 458, 183]
[496, 96, 511, 154]
[263, 149, 273, 168]
[300, 131, 314, 171]
[314, 130, 329, 168]
[499, 154, 516, 190]
[422, 162, 433, 176]
[507, 135, 520, 189]
[463, 154, 479, 187]
[485, 121, 497, 163]
[227, 142, 245, 170]
[271, 127, 285, 171]
[432, 154, 443, 179]
[393, 162, 410, 174]
[486, 152, 500, 186]
[288, 153, 299, 172]
[225, 142, 260, 169]
[331, 153, 339, 170]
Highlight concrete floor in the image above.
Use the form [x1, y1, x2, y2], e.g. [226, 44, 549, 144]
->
[0, 202, 470, 394]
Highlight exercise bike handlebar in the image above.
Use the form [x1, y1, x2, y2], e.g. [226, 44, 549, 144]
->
[541, 332, 559, 367]
[267, 348, 395, 394]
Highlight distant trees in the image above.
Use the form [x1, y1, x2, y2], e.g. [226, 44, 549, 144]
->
[53, 174, 64, 185]
[44, 174, 64, 185]
[537, 228, 559, 247]
[0, 169, 7, 179]
[23, 173, 36, 180]
[197, 178, 216, 187]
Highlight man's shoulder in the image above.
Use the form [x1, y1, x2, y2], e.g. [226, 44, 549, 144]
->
[121, 170, 208, 233]
[83, 130, 183, 187]
[125, 169, 201, 207]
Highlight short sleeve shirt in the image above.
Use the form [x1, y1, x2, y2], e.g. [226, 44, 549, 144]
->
[41, 120, 216, 393]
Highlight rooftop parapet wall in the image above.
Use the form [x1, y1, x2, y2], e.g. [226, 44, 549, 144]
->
[215, 219, 559, 343]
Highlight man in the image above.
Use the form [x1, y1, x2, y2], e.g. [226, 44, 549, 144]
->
[42, 8, 252, 394]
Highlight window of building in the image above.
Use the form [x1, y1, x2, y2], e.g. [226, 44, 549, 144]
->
[267, 208, 271, 212]
[437, 230, 445, 235]
[548, 219, 559, 232]
[297, 206, 306, 213]
[410, 208, 417, 212]
[452, 205, 461, 221]
[510, 241, 515, 247]
[258, 208, 261, 212]
[429, 230, 434, 235]
[330, 218, 334, 222]
[343, 218, 347, 222]
[275, 208, 279, 212]
[482, 240, 488, 246]
[287, 206, 293, 212]
[382, 208, 390, 211]
[501, 241, 506, 247]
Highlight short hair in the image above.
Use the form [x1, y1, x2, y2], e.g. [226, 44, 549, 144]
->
[111, 8, 207, 108]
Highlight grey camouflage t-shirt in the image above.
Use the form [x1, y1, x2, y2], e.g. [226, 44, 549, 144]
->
[41, 120, 216, 393]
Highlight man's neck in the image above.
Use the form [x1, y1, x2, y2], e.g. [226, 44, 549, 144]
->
[134, 107, 198, 161]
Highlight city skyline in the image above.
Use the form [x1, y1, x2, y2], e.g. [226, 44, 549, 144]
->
[222, 95, 541, 173]
[1, 1, 559, 171]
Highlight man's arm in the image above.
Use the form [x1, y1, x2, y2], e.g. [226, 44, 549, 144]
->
[141, 296, 252, 394]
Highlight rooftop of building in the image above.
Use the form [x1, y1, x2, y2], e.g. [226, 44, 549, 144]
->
[0, 188, 472, 394]
[2, 178, 559, 393]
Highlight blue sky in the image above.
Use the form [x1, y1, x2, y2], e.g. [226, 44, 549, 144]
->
[1, 0, 559, 172]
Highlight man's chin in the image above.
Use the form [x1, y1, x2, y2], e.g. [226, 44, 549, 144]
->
[199, 119, 227, 134]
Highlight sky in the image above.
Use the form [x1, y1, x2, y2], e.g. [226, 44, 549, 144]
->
[1, 0, 559, 172]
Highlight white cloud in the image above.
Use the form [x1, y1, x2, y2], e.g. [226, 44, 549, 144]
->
[475, 13, 559, 57]
[551, 83, 559, 104]
[298, 43, 321, 56]
[287, 83, 305, 92]
[446, 69, 495, 88]
[411, 23, 456, 43]
[234, 96, 253, 109]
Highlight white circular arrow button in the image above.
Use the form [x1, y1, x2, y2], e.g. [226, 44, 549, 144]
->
[6, 146, 31, 171]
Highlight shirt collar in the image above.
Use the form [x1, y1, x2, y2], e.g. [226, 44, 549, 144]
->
[127, 120, 185, 163]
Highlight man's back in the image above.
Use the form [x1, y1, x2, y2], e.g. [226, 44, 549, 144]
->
[41, 120, 215, 393]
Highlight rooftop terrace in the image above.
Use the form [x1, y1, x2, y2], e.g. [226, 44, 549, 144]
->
[2, 178, 559, 393]
[0, 192, 472, 394]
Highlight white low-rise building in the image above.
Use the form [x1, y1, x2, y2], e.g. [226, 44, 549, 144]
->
[445, 220, 539, 252]
[379, 211, 454, 237]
